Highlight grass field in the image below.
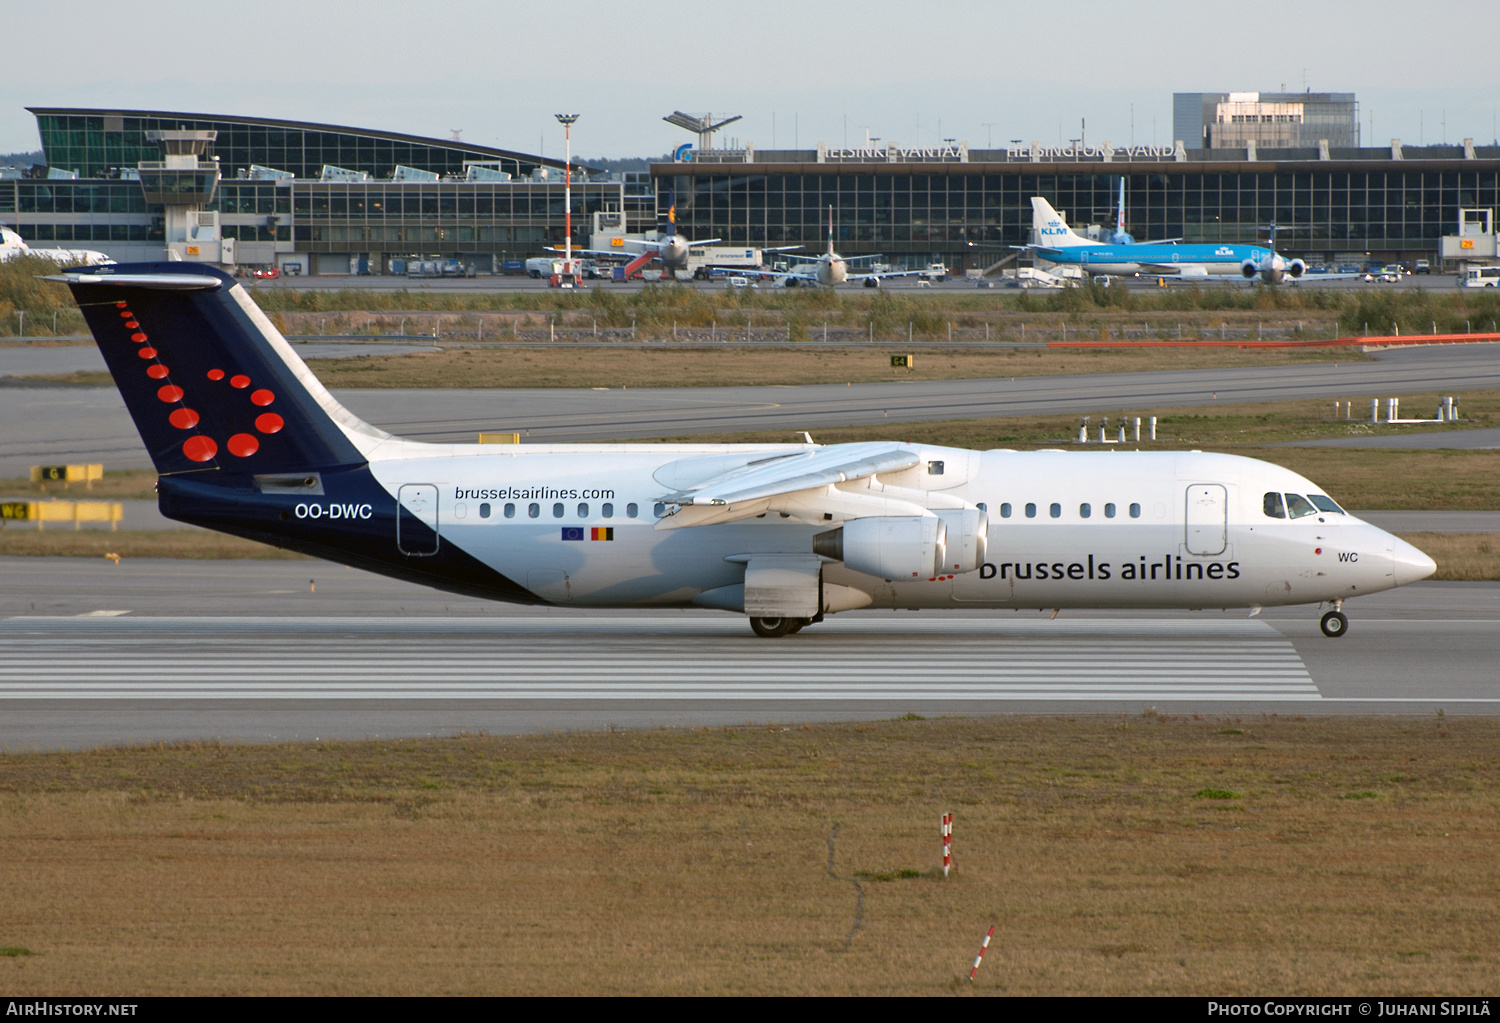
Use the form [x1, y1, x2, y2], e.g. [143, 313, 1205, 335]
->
[0, 530, 306, 559]
[0, 716, 1495, 995]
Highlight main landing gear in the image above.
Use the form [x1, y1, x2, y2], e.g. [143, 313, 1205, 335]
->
[1320, 599, 1349, 639]
[748, 616, 811, 638]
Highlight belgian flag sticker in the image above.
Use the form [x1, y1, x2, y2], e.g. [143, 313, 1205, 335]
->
[591, 527, 614, 541]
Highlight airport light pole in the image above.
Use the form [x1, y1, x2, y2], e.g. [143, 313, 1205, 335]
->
[555, 114, 579, 283]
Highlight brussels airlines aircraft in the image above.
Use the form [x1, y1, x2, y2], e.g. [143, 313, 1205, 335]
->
[1030, 198, 1317, 284]
[53, 262, 1434, 638]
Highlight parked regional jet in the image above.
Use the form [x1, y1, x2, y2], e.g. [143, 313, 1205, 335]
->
[1, 225, 113, 266]
[562, 195, 726, 272]
[51, 262, 1434, 638]
[744, 208, 926, 288]
[1030, 198, 1331, 284]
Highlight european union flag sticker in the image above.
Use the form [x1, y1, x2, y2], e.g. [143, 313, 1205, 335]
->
[561, 527, 584, 541]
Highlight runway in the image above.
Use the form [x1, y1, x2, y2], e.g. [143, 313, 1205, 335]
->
[1, 557, 1495, 749]
[3, 341, 1497, 476]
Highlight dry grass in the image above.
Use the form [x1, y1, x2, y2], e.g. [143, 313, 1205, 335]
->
[1396, 534, 1500, 581]
[297, 344, 1361, 389]
[0, 716, 1495, 995]
[0, 530, 305, 560]
[0, 469, 158, 501]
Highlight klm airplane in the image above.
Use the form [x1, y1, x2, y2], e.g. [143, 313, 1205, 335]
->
[1031, 197, 1308, 283]
[47, 262, 1433, 639]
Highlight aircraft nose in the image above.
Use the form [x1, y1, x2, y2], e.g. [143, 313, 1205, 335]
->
[1392, 536, 1437, 586]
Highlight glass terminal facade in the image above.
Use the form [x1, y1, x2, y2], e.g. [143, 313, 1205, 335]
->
[5, 108, 1497, 272]
[655, 150, 1500, 268]
[3, 108, 625, 272]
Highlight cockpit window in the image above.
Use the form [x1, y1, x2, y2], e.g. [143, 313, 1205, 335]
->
[1263, 492, 1286, 518]
[1308, 494, 1344, 514]
[1285, 493, 1318, 519]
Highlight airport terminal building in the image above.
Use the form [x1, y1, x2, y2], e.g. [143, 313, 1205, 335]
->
[1, 108, 648, 274]
[651, 139, 1500, 272]
[3, 106, 1498, 274]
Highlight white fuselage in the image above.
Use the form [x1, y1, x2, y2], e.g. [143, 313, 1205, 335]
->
[350, 445, 1426, 611]
[0, 226, 113, 266]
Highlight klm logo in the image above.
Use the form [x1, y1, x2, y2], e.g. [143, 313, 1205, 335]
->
[1215, 246, 1234, 256]
[1041, 220, 1069, 236]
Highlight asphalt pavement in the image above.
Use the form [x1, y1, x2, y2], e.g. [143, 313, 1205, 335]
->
[3, 341, 1498, 477]
[0, 557, 1494, 749]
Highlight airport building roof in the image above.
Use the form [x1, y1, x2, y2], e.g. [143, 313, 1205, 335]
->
[27, 107, 590, 181]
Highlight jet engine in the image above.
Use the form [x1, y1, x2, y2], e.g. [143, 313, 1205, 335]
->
[814, 516, 946, 580]
[1241, 259, 1260, 280]
[934, 507, 988, 573]
[1286, 258, 1307, 279]
[863, 276, 881, 288]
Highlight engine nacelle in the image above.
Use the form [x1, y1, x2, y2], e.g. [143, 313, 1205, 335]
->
[863, 276, 881, 288]
[816, 516, 946, 580]
[1286, 258, 1307, 279]
[934, 507, 988, 573]
[1241, 259, 1260, 280]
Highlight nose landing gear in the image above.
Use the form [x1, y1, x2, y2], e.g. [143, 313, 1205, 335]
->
[1320, 599, 1349, 638]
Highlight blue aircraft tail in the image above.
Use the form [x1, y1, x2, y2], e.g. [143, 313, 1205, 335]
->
[57, 262, 377, 477]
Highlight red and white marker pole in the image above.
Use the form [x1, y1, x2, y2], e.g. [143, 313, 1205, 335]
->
[942, 812, 952, 878]
[968, 924, 994, 983]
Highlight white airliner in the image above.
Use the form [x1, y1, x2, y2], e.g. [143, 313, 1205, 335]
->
[1029, 199, 1355, 285]
[563, 197, 723, 272]
[51, 262, 1434, 638]
[1, 225, 113, 266]
[744, 208, 928, 288]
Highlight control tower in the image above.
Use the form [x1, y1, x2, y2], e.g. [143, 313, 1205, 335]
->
[137, 130, 234, 266]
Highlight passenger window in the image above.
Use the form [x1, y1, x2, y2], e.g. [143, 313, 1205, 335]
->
[653, 502, 666, 518]
[578, 502, 589, 518]
[1263, 492, 1286, 518]
[1285, 493, 1318, 519]
[626, 503, 638, 518]
[1308, 494, 1344, 514]
[552, 502, 565, 518]
[479, 502, 491, 519]
[1129, 503, 1141, 518]
[976, 502, 986, 512]
[1025, 502, 1036, 518]
[527, 502, 539, 518]
[927, 460, 944, 475]
[1104, 503, 1116, 518]
[504, 503, 516, 518]
[1079, 503, 1091, 519]
[999, 502, 1012, 518]
[602, 502, 613, 518]
[1049, 503, 1061, 518]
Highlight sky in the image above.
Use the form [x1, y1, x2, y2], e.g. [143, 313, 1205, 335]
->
[3, 1, 1497, 159]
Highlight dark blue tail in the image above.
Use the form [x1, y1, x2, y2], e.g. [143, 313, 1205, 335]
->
[61, 262, 370, 476]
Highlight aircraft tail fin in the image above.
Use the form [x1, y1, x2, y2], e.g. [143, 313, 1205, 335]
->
[1030, 196, 1094, 248]
[56, 263, 387, 477]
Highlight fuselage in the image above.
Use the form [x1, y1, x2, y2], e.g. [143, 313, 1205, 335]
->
[1039, 243, 1271, 277]
[162, 445, 1431, 612]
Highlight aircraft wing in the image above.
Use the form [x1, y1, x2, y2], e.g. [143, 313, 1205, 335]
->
[850, 268, 927, 281]
[546, 245, 658, 257]
[654, 442, 920, 528]
[685, 238, 723, 247]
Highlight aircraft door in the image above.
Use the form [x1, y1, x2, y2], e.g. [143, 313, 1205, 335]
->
[1184, 484, 1227, 556]
[397, 483, 440, 556]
